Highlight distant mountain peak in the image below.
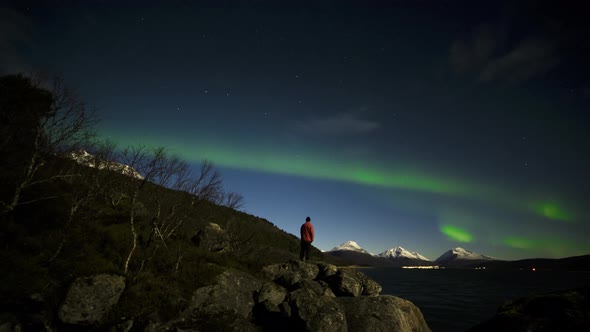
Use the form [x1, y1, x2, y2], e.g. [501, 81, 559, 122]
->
[329, 240, 369, 254]
[435, 247, 496, 264]
[378, 246, 430, 261]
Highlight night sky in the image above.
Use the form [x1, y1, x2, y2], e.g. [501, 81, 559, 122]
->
[3, 1, 589, 260]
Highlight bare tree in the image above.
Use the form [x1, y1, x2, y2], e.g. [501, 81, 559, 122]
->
[47, 140, 119, 262]
[0, 74, 97, 214]
[120, 145, 171, 275]
[40, 76, 98, 154]
[223, 191, 244, 210]
[151, 154, 191, 189]
[187, 160, 223, 202]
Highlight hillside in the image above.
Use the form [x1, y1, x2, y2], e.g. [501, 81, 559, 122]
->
[0, 153, 326, 329]
[468, 254, 590, 271]
[4, 74, 395, 330]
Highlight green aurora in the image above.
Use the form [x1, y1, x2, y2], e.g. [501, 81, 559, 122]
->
[440, 225, 473, 243]
[105, 131, 573, 218]
[534, 202, 570, 221]
[503, 236, 590, 257]
[103, 131, 584, 257]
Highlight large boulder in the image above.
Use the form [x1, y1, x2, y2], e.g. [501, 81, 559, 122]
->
[163, 269, 262, 331]
[187, 269, 262, 320]
[256, 282, 288, 312]
[191, 223, 231, 252]
[317, 263, 338, 279]
[336, 295, 431, 332]
[468, 286, 590, 332]
[289, 287, 348, 332]
[262, 260, 319, 288]
[294, 279, 326, 297]
[166, 311, 259, 332]
[253, 282, 290, 330]
[359, 272, 382, 296]
[58, 274, 125, 325]
[327, 268, 382, 297]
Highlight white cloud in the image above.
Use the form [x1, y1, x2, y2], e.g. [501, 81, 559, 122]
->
[449, 24, 559, 84]
[479, 39, 559, 83]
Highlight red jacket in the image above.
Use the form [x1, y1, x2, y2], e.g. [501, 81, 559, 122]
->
[300, 221, 314, 242]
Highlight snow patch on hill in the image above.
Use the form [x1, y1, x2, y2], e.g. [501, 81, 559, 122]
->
[69, 150, 144, 180]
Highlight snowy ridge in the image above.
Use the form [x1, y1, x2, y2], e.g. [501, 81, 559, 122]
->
[435, 247, 496, 263]
[69, 150, 144, 180]
[378, 246, 430, 261]
[326, 243, 498, 267]
[329, 240, 370, 254]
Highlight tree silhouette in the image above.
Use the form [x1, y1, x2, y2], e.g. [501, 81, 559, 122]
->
[0, 74, 97, 213]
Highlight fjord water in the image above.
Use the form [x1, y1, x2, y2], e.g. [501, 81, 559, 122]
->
[362, 268, 590, 332]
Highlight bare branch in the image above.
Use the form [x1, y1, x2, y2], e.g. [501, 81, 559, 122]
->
[224, 192, 244, 210]
[0, 74, 99, 213]
[188, 160, 223, 202]
[16, 196, 59, 205]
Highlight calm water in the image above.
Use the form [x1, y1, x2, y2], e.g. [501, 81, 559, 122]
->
[361, 268, 590, 332]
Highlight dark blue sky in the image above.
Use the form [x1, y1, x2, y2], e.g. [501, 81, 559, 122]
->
[3, 0, 589, 259]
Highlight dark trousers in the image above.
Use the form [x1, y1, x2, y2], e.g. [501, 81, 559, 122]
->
[300, 240, 312, 261]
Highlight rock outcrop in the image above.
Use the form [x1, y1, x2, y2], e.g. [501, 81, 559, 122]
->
[161, 269, 262, 331]
[185, 269, 262, 319]
[337, 296, 431, 332]
[327, 268, 382, 297]
[468, 286, 590, 332]
[288, 286, 348, 332]
[191, 222, 231, 252]
[255, 260, 429, 332]
[53, 262, 430, 331]
[262, 260, 320, 287]
[58, 274, 125, 325]
[257, 281, 288, 312]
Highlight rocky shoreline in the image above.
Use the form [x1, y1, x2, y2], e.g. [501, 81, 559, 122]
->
[1, 260, 431, 331]
[2, 260, 588, 331]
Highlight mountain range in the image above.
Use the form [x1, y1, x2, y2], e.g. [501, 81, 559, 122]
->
[325, 241, 590, 270]
[326, 241, 499, 268]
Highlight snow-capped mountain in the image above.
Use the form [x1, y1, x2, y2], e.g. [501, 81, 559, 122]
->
[378, 246, 430, 261]
[329, 240, 370, 254]
[69, 150, 144, 180]
[324, 243, 501, 268]
[325, 241, 395, 267]
[435, 247, 497, 267]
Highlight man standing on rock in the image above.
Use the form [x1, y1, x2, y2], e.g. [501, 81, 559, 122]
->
[300, 216, 314, 261]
